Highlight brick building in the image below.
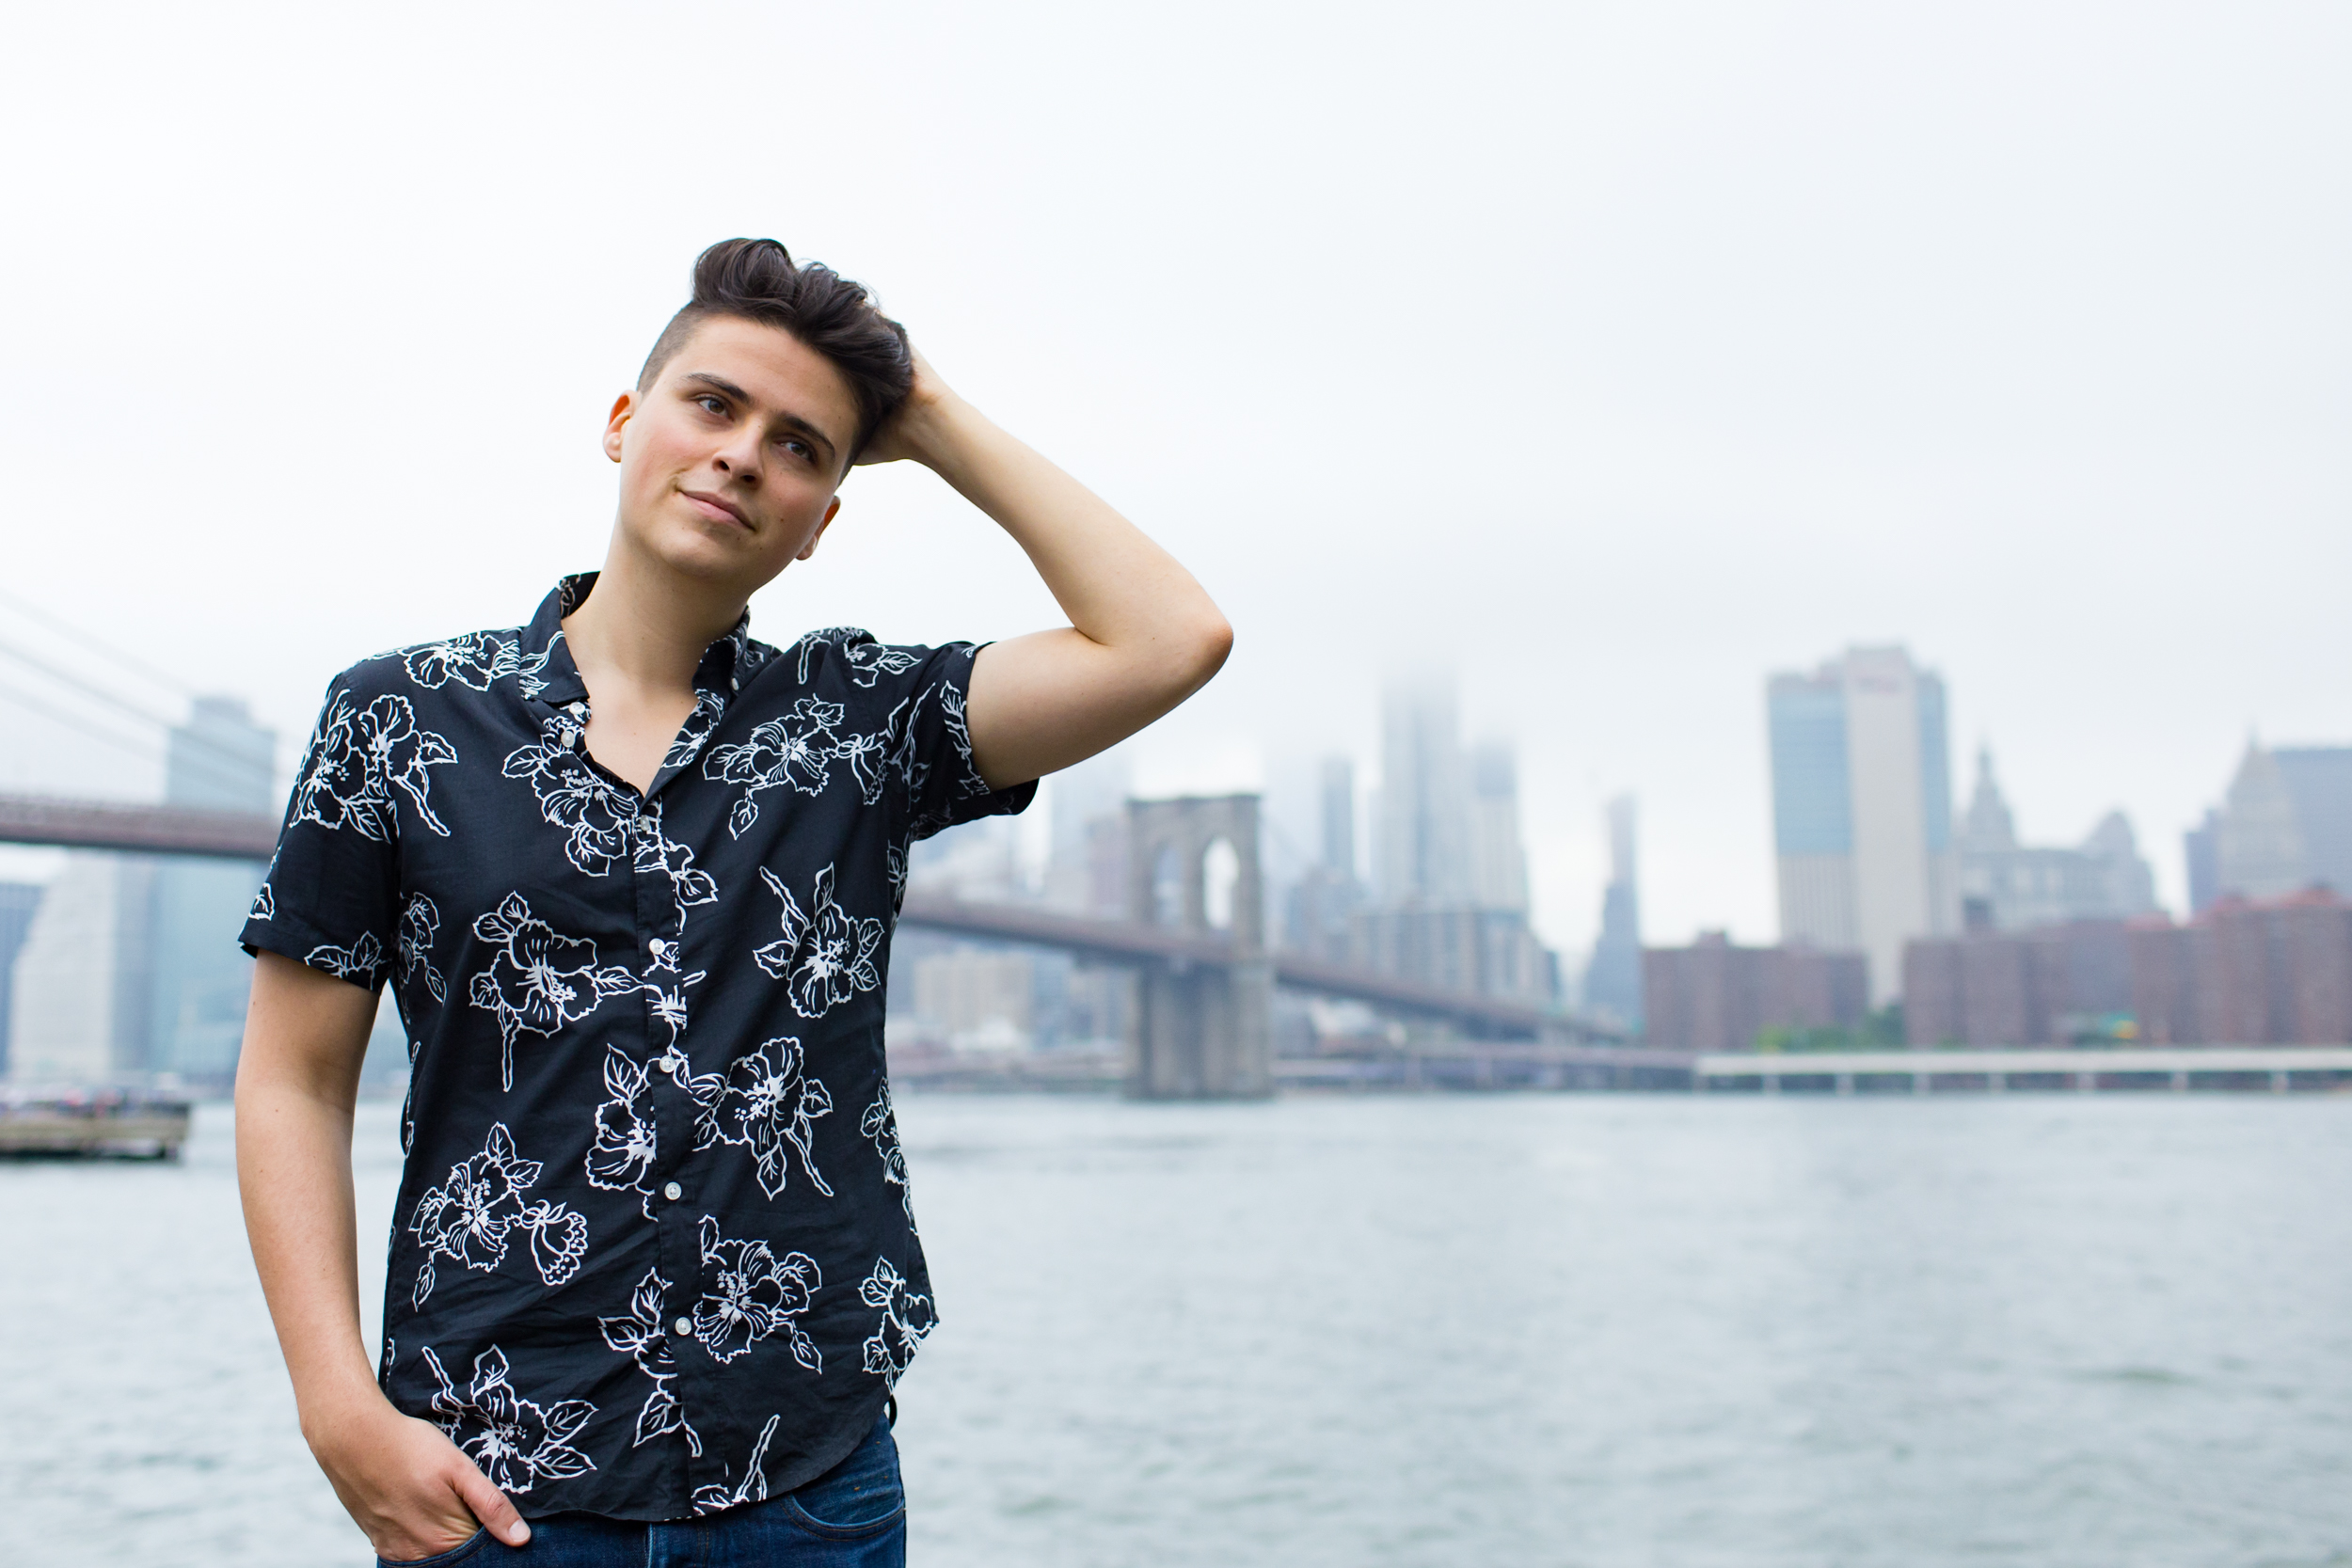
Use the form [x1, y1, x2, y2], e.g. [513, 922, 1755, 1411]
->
[1642, 935, 1868, 1050]
[1905, 891, 2352, 1046]
[2130, 890, 2352, 1044]
[1902, 920, 2134, 1046]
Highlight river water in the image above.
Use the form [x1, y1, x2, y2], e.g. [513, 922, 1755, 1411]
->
[3, 1091, 2348, 1567]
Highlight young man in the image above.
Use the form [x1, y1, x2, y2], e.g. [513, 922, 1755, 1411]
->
[236, 238, 1231, 1566]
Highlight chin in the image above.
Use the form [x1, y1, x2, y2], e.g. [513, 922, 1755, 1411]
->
[648, 527, 794, 590]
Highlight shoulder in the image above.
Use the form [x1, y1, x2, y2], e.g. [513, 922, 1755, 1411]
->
[776, 626, 944, 690]
[343, 625, 531, 697]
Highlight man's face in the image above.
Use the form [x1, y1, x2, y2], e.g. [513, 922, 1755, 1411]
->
[603, 314, 860, 594]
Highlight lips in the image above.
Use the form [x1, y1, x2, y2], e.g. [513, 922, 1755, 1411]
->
[679, 489, 751, 530]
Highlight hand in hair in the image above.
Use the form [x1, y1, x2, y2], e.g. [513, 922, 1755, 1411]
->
[850, 346, 1232, 791]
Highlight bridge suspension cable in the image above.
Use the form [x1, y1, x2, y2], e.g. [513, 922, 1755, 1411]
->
[0, 611, 279, 799]
[0, 583, 193, 697]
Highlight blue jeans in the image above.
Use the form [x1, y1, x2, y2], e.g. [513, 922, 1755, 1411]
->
[379, 1412, 904, 1568]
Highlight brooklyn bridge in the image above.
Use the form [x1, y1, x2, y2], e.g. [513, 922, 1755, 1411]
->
[0, 789, 1657, 1100]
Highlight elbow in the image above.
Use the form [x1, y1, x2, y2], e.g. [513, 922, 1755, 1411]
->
[1185, 608, 1233, 690]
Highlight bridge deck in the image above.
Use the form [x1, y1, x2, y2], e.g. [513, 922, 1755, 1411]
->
[0, 794, 1613, 1037]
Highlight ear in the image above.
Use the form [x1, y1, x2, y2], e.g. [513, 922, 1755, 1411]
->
[796, 497, 844, 562]
[602, 389, 638, 464]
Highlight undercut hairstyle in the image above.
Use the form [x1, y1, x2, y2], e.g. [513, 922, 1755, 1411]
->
[637, 238, 914, 464]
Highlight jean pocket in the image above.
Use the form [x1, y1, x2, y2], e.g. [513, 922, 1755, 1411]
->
[785, 1415, 905, 1537]
[376, 1526, 490, 1567]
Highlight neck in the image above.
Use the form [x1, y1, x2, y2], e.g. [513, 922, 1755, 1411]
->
[562, 537, 745, 695]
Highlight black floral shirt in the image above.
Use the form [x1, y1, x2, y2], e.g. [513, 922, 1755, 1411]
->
[241, 573, 1031, 1521]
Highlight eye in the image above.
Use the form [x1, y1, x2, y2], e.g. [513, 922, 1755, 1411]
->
[693, 394, 727, 417]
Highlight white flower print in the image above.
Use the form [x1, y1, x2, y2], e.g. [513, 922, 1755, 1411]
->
[692, 1414, 781, 1515]
[307, 930, 384, 983]
[661, 689, 728, 772]
[677, 1054, 729, 1158]
[399, 895, 448, 1005]
[882, 688, 933, 806]
[634, 802, 717, 959]
[629, 971, 730, 1154]
[249, 884, 275, 922]
[692, 1216, 822, 1370]
[422, 1344, 596, 1494]
[644, 969, 705, 1055]
[503, 729, 639, 875]
[516, 1200, 589, 1288]
[513, 629, 565, 701]
[467, 893, 640, 1090]
[833, 728, 892, 806]
[934, 676, 982, 793]
[408, 1122, 589, 1306]
[859, 1256, 935, 1388]
[789, 628, 920, 689]
[585, 1046, 659, 1207]
[703, 697, 847, 837]
[398, 631, 518, 691]
[884, 844, 908, 916]
[598, 1267, 702, 1456]
[861, 1083, 915, 1229]
[714, 1036, 834, 1200]
[753, 864, 882, 1020]
[294, 689, 458, 841]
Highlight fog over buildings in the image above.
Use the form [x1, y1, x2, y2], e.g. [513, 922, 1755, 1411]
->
[0, 4, 2343, 962]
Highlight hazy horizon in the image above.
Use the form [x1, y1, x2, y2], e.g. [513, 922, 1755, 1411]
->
[3, 2, 2345, 958]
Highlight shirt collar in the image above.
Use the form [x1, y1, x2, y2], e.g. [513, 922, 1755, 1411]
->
[522, 572, 758, 706]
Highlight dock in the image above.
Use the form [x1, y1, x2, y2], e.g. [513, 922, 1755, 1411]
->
[1694, 1045, 2352, 1094]
[0, 1090, 194, 1157]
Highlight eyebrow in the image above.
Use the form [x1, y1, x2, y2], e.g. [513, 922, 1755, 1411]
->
[680, 372, 841, 467]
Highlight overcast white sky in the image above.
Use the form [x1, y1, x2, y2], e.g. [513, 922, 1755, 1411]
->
[1, 1, 2345, 955]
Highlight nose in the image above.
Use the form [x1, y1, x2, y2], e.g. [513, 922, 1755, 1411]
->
[711, 428, 763, 486]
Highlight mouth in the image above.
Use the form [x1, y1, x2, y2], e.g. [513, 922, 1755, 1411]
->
[679, 488, 752, 531]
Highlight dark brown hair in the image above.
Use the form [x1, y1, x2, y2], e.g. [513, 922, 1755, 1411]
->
[638, 238, 914, 464]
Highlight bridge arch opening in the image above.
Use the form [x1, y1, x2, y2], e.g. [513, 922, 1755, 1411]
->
[1201, 837, 1239, 931]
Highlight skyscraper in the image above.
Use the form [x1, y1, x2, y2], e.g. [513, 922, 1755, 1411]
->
[1285, 755, 1363, 963]
[1584, 795, 1643, 1032]
[0, 882, 45, 1078]
[2184, 809, 2222, 915]
[1375, 671, 1471, 906]
[2276, 748, 2352, 895]
[1956, 748, 2157, 931]
[150, 697, 276, 1083]
[1044, 749, 1130, 913]
[1767, 645, 1958, 1003]
[1318, 756, 1356, 879]
[2205, 742, 2352, 902]
[1466, 742, 1529, 912]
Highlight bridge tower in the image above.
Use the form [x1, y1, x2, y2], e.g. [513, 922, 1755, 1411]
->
[1124, 794, 1273, 1099]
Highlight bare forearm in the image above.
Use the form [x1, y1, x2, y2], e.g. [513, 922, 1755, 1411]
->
[237, 1068, 383, 1432]
[897, 389, 1232, 785]
[236, 953, 390, 1434]
[907, 395, 1228, 662]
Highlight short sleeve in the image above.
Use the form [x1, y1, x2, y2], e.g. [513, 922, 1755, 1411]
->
[239, 675, 401, 990]
[880, 641, 1037, 842]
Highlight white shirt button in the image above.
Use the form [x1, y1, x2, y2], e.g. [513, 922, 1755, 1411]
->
[674, 1318, 693, 1338]
[647, 938, 667, 958]
[663, 1181, 683, 1201]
